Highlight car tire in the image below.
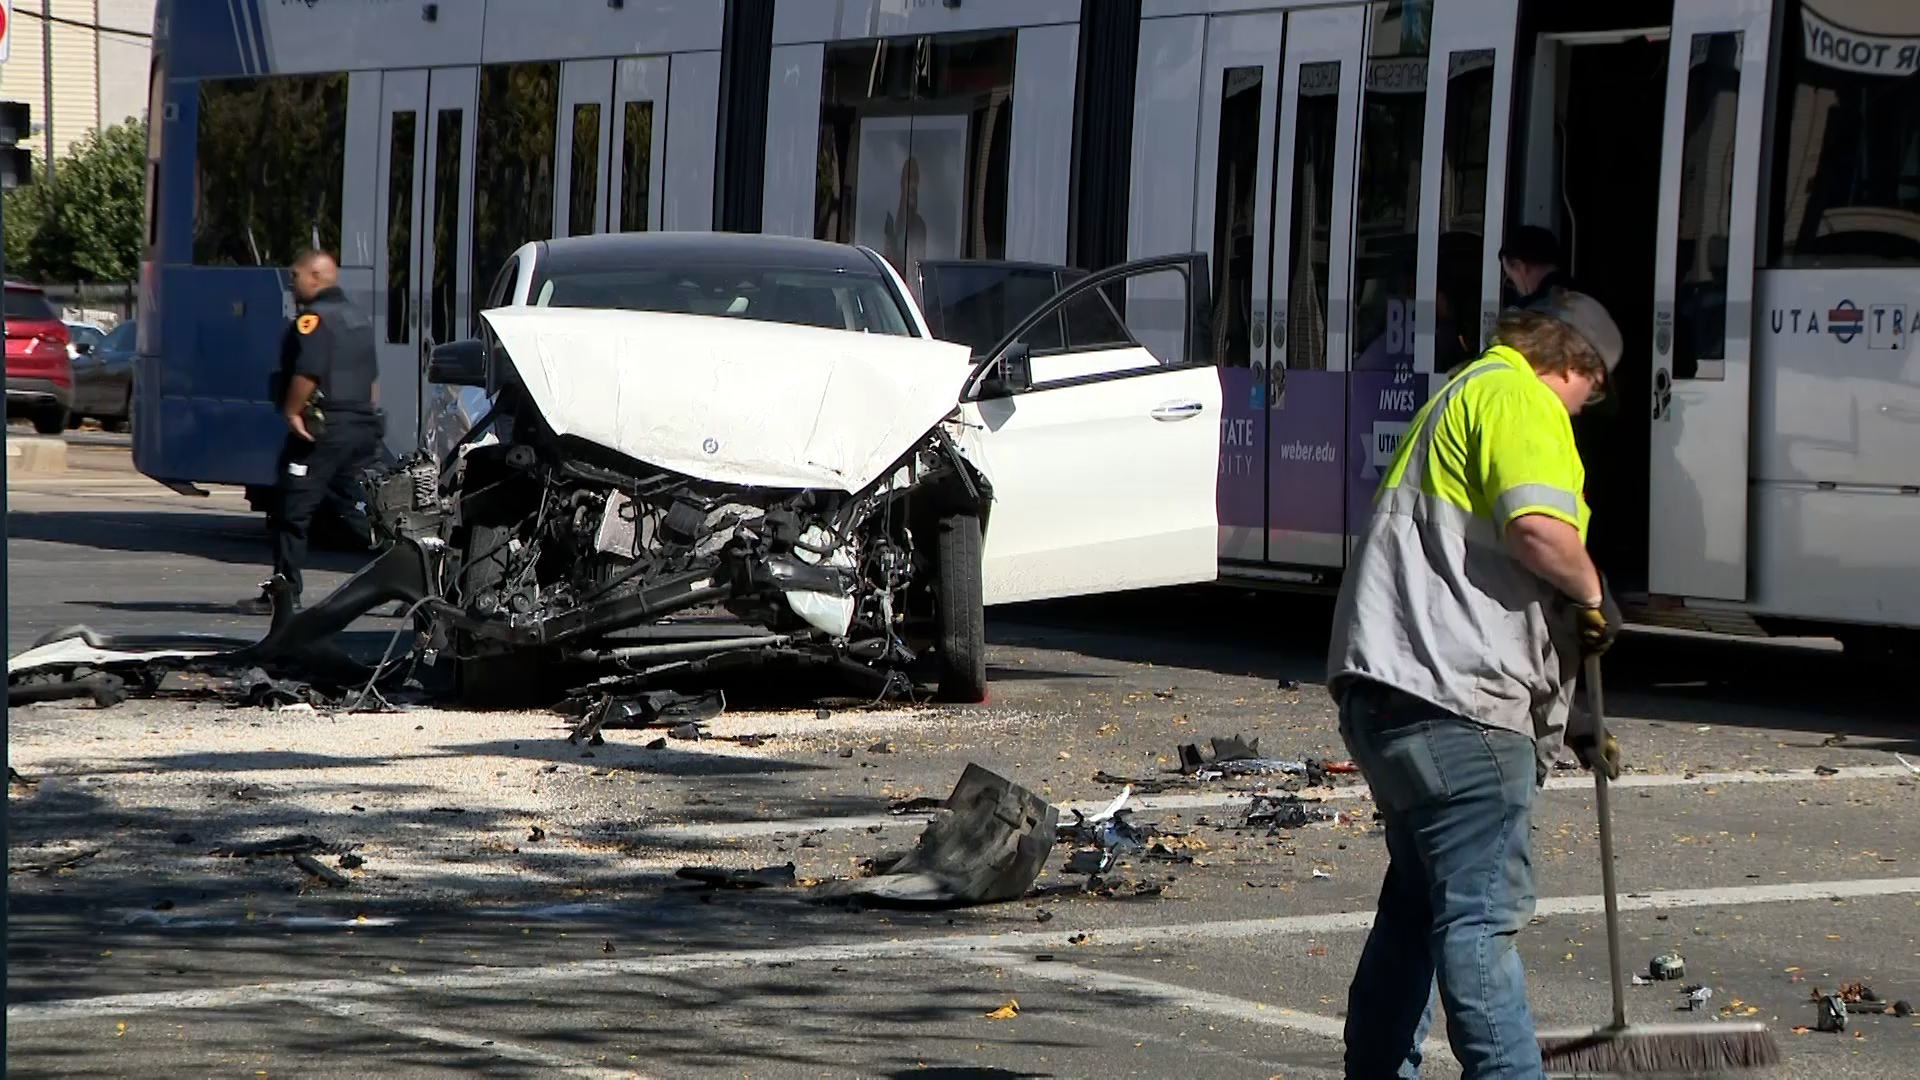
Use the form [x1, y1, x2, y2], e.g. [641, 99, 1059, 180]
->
[32, 407, 69, 435]
[932, 511, 988, 704]
[454, 521, 546, 709]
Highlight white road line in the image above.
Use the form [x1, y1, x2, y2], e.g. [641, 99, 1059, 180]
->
[974, 951, 1451, 1061]
[11, 875, 1919, 1026]
[306, 998, 647, 1079]
[646, 764, 1915, 841]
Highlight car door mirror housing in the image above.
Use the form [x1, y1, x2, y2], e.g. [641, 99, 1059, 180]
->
[73, 341, 93, 356]
[978, 342, 1033, 399]
[427, 339, 488, 387]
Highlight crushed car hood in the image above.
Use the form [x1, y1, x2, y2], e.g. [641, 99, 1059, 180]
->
[482, 307, 976, 493]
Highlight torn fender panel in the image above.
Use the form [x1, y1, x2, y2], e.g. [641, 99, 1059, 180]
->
[9, 635, 226, 677]
[481, 306, 975, 494]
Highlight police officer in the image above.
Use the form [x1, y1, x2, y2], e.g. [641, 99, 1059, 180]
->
[1327, 288, 1625, 1078]
[239, 249, 383, 614]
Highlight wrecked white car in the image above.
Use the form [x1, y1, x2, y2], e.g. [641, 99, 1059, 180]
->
[355, 234, 1222, 707]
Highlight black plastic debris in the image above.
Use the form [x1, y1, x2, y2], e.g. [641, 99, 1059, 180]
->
[9, 848, 101, 876]
[209, 834, 343, 858]
[292, 853, 351, 888]
[812, 764, 1057, 909]
[889, 796, 945, 815]
[9, 670, 128, 708]
[1180, 735, 1263, 772]
[676, 863, 798, 889]
[564, 688, 725, 744]
[1247, 793, 1345, 830]
[1064, 849, 1113, 876]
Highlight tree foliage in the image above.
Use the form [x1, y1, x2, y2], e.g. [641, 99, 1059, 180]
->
[3, 118, 148, 283]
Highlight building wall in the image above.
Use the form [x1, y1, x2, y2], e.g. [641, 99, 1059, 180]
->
[0, 0, 155, 167]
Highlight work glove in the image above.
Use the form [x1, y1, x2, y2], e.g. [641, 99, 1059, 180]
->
[1575, 573, 1623, 657]
[1570, 732, 1621, 781]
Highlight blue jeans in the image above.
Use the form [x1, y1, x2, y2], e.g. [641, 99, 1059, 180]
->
[1338, 679, 1543, 1079]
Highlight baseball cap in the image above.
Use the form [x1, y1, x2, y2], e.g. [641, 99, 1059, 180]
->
[1528, 288, 1623, 374]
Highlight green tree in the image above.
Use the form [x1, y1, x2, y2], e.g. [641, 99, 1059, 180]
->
[2, 117, 148, 283]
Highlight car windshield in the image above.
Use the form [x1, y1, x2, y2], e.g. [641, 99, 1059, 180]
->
[4, 288, 58, 322]
[531, 266, 913, 337]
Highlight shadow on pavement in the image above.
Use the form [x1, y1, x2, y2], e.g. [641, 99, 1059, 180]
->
[8, 509, 369, 573]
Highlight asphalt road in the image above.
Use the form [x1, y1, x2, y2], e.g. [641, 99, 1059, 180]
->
[8, 444, 1920, 1078]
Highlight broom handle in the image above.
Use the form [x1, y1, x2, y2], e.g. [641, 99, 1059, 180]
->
[1586, 653, 1629, 1031]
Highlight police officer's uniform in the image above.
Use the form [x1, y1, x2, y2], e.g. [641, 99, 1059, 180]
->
[267, 285, 383, 604]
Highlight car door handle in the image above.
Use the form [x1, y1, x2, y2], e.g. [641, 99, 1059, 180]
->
[1150, 400, 1205, 422]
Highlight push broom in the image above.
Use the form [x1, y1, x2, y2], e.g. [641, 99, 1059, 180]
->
[1535, 655, 1781, 1075]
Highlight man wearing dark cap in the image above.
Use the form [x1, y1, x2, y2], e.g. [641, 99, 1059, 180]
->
[1327, 288, 1626, 1078]
[1500, 224, 1574, 310]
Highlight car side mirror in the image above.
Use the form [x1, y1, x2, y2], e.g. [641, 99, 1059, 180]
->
[427, 339, 487, 387]
[978, 342, 1033, 400]
[73, 341, 93, 356]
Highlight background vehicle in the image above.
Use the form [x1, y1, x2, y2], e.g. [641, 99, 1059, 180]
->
[64, 322, 107, 362]
[70, 319, 135, 432]
[137, 0, 1919, 656]
[5, 284, 73, 435]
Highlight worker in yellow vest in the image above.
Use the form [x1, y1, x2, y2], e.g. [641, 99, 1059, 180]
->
[1328, 288, 1625, 1078]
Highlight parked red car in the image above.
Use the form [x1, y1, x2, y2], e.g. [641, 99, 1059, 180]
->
[5, 282, 73, 434]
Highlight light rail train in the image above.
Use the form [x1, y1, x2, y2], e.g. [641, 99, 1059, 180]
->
[136, 0, 1920, 654]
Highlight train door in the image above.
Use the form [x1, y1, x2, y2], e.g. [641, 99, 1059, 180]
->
[1262, 8, 1366, 571]
[608, 57, 670, 233]
[1419, 0, 1522, 372]
[415, 70, 479, 442]
[371, 67, 476, 455]
[555, 60, 617, 239]
[1192, 10, 1284, 565]
[373, 71, 427, 455]
[1647, 3, 1773, 601]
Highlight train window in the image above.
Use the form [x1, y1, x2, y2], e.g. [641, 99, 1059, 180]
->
[1351, 0, 1431, 372]
[384, 112, 417, 345]
[472, 63, 559, 330]
[1768, 0, 1920, 268]
[1672, 32, 1743, 380]
[192, 74, 347, 267]
[814, 32, 1017, 275]
[568, 104, 601, 237]
[1211, 67, 1264, 369]
[1283, 62, 1342, 373]
[430, 109, 464, 349]
[618, 101, 654, 233]
[1437, 49, 1494, 364]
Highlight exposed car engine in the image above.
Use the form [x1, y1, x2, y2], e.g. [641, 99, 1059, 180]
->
[367, 395, 991, 706]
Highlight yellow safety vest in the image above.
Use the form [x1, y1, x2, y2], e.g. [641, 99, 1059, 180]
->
[1327, 346, 1589, 771]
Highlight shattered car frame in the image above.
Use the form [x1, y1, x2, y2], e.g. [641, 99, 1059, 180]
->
[351, 234, 1222, 708]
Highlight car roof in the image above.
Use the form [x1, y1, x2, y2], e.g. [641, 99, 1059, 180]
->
[537, 233, 886, 276]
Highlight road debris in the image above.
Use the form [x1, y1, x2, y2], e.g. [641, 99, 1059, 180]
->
[1246, 792, 1346, 830]
[9, 848, 101, 875]
[1817, 992, 1849, 1033]
[1683, 984, 1713, 1011]
[676, 863, 798, 889]
[1650, 952, 1686, 981]
[562, 688, 725, 745]
[985, 999, 1019, 1019]
[292, 853, 352, 889]
[209, 834, 345, 858]
[811, 764, 1056, 909]
[1895, 753, 1920, 777]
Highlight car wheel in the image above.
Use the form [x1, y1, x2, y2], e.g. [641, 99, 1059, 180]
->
[454, 522, 547, 709]
[932, 511, 987, 704]
[32, 407, 69, 436]
[65, 413, 82, 430]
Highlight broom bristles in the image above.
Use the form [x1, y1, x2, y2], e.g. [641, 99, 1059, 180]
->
[1537, 1021, 1781, 1075]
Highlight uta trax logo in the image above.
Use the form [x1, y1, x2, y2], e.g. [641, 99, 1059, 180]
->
[1827, 300, 1864, 343]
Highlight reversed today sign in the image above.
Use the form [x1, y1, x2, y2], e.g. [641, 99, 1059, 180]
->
[1802, 4, 1920, 77]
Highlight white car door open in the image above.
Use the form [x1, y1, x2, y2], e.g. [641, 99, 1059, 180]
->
[955, 256, 1223, 607]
